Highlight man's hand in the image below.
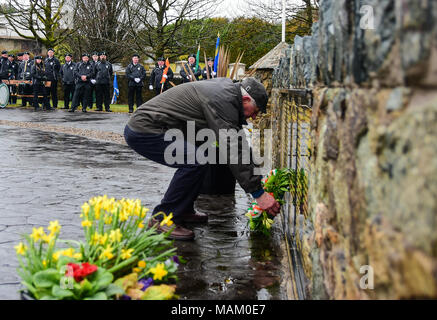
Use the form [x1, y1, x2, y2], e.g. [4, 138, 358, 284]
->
[90, 79, 96, 84]
[135, 77, 140, 83]
[149, 85, 153, 90]
[163, 74, 168, 79]
[256, 192, 280, 217]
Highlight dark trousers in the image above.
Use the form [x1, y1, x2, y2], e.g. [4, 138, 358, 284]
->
[63, 83, 75, 109]
[128, 86, 143, 112]
[71, 83, 91, 111]
[88, 83, 96, 108]
[124, 125, 208, 224]
[48, 80, 58, 108]
[8, 84, 17, 104]
[96, 83, 110, 111]
[33, 84, 50, 109]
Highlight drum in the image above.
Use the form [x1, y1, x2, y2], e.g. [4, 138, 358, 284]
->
[0, 83, 9, 108]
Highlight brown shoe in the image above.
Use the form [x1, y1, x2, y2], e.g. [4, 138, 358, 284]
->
[148, 218, 195, 240]
[181, 211, 208, 223]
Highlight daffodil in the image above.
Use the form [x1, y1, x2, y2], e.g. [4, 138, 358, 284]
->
[132, 267, 142, 273]
[119, 209, 129, 222]
[62, 248, 75, 257]
[99, 233, 108, 245]
[99, 245, 114, 260]
[14, 242, 27, 255]
[104, 215, 112, 225]
[81, 220, 92, 227]
[47, 220, 61, 234]
[30, 227, 45, 242]
[138, 222, 145, 229]
[73, 252, 82, 260]
[109, 229, 122, 243]
[42, 232, 55, 243]
[138, 260, 146, 268]
[160, 213, 174, 227]
[81, 202, 90, 217]
[120, 248, 134, 260]
[42, 260, 47, 267]
[149, 263, 168, 281]
[91, 232, 101, 245]
[52, 251, 62, 261]
[140, 207, 149, 219]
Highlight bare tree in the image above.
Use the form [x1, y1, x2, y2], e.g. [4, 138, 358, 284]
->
[124, 0, 221, 60]
[0, 0, 74, 49]
[69, 0, 132, 62]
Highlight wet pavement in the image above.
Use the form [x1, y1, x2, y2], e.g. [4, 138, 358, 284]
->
[0, 108, 284, 300]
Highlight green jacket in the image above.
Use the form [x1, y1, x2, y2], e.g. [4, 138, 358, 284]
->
[127, 78, 262, 194]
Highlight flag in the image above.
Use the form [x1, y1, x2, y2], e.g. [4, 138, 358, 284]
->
[214, 32, 220, 73]
[160, 58, 170, 84]
[111, 72, 119, 104]
[195, 44, 200, 72]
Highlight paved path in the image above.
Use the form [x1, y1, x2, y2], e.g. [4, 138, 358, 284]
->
[0, 108, 283, 300]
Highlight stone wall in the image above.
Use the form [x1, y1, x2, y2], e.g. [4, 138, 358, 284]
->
[271, 0, 437, 299]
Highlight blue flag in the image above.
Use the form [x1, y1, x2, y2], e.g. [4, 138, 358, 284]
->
[214, 32, 220, 73]
[111, 72, 119, 104]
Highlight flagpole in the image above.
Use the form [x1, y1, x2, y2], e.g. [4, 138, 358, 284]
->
[282, 0, 286, 42]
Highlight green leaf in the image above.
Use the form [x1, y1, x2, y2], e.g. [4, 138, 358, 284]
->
[56, 256, 76, 270]
[40, 295, 58, 300]
[52, 285, 74, 299]
[105, 283, 125, 297]
[78, 279, 93, 297]
[141, 285, 176, 300]
[33, 269, 60, 288]
[84, 292, 108, 300]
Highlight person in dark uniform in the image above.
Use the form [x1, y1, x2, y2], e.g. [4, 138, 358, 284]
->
[202, 57, 217, 80]
[88, 51, 99, 109]
[18, 52, 34, 107]
[60, 53, 76, 109]
[0, 51, 9, 80]
[126, 54, 146, 114]
[95, 51, 113, 112]
[7, 54, 19, 104]
[149, 57, 173, 95]
[31, 56, 51, 111]
[69, 53, 94, 113]
[44, 48, 61, 108]
[180, 54, 201, 83]
[17, 52, 23, 63]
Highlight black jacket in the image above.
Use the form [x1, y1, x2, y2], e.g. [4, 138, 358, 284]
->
[74, 61, 95, 85]
[127, 78, 261, 194]
[0, 57, 9, 80]
[126, 63, 147, 87]
[31, 63, 48, 85]
[94, 60, 113, 85]
[149, 65, 173, 89]
[44, 56, 61, 81]
[7, 60, 19, 79]
[202, 66, 217, 80]
[18, 59, 34, 80]
[180, 63, 201, 83]
[60, 62, 76, 84]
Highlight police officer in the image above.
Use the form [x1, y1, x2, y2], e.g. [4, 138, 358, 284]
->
[60, 53, 75, 109]
[0, 50, 9, 80]
[126, 54, 146, 113]
[88, 51, 99, 109]
[69, 53, 94, 113]
[17, 52, 23, 63]
[149, 57, 173, 95]
[31, 55, 51, 111]
[18, 52, 34, 107]
[44, 48, 61, 108]
[95, 51, 113, 112]
[7, 54, 19, 104]
[202, 57, 217, 80]
[180, 54, 201, 83]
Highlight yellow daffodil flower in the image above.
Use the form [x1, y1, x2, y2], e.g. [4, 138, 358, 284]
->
[14, 242, 27, 255]
[119, 210, 129, 222]
[42, 232, 55, 243]
[91, 232, 101, 245]
[81, 202, 90, 217]
[140, 207, 149, 219]
[132, 267, 142, 273]
[99, 245, 114, 260]
[30, 227, 45, 242]
[121, 248, 134, 260]
[104, 215, 112, 225]
[81, 220, 92, 227]
[47, 220, 61, 234]
[52, 251, 62, 261]
[149, 263, 168, 281]
[138, 222, 145, 229]
[62, 248, 75, 257]
[42, 260, 47, 267]
[109, 229, 122, 243]
[73, 253, 82, 260]
[138, 260, 146, 268]
[160, 213, 174, 227]
[99, 233, 108, 245]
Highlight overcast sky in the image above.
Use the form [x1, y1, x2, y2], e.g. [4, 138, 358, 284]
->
[213, 0, 304, 19]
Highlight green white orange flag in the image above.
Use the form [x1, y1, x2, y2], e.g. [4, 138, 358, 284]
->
[160, 58, 170, 84]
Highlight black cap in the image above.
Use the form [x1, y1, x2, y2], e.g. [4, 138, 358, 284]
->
[17, 53, 23, 57]
[23, 52, 30, 55]
[241, 77, 268, 113]
[92, 51, 99, 56]
[65, 53, 73, 57]
[99, 51, 107, 56]
[157, 57, 165, 61]
[207, 57, 214, 62]
[1, 50, 8, 54]
[47, 48, 54, 52]
[132, 54, 140, 58]
[82, 53, 90, 57]
[34, 55, 43, 60]
[8, 54, 15, 58]
[188, 54, 196, 59]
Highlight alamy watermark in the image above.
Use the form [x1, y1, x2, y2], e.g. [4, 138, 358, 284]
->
[360, 5, 375, 30]
[359, 265, 374, 290]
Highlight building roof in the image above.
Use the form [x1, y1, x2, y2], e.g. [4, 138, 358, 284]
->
[249, 41, 290, 70]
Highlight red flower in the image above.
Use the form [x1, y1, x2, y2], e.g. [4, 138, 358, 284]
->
[65, 262, 98, 282]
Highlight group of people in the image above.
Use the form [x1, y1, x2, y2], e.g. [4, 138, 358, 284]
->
[1, 48, 219, 113]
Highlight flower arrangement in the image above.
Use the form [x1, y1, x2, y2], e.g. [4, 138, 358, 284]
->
[246, 168, 308, 235]
[14, 196, 182, 300]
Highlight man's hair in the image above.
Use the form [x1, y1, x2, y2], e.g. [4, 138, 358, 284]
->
[241, 87, 257, 107]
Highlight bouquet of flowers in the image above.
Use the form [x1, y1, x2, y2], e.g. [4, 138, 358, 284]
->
[14, 195, 182, 300]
